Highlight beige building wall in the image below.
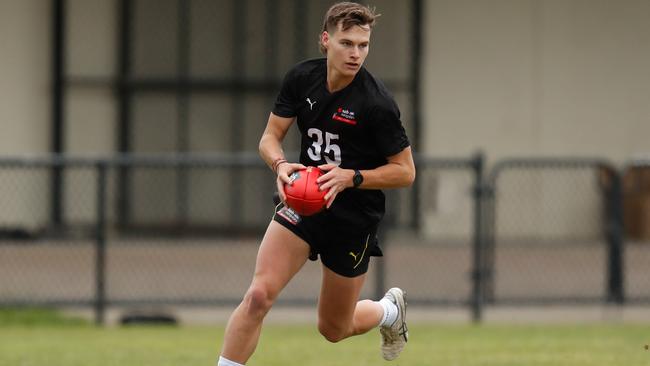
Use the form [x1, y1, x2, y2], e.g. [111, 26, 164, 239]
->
[0, 0, 51, 154]
[422, 0, 650, 161]
[4, 1, 648, 158]
[0, 0, 51, 229]
[421, 0, 650, 238]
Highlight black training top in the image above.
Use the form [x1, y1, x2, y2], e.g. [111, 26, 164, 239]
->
[272, 58, 410, 227]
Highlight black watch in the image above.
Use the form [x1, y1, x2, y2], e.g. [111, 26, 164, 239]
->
[352, 169, 364, 188]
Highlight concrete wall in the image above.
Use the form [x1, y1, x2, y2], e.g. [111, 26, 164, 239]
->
[422, 0, 650, 162]
[0, 0, 51, 229]
[0, 0, 51, 154]
[4, 0, 649, 159]
[421, 0, 650, 239]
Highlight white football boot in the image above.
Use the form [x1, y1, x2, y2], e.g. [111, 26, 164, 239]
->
[379, 287, 409, 361]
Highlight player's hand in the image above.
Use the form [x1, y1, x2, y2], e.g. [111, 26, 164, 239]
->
[316, 164, 354, 208]
[276, 162, 306, 203]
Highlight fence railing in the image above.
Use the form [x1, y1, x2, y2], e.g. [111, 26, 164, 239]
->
[1, 154, 649, 324]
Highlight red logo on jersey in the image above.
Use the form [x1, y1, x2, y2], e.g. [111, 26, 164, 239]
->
[332, 107, 357, 125]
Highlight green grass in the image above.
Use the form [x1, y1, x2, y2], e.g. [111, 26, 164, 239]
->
[0, 309, 648, 365]
[0, 307, 88, 327]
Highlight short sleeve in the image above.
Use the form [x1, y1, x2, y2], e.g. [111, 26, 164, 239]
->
[272, 67, 300, 118]
[368, 102, 410, 157]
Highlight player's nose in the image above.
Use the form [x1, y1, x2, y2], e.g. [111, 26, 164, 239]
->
[350, 46, 360, 58]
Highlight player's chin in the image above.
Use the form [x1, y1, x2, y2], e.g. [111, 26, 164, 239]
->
[340, 64, 360, 76]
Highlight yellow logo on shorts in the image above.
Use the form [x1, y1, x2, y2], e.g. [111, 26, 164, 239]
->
[349, 252, 359, 261]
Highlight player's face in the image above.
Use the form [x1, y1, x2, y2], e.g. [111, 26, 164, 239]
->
[322, 23, 371, 77]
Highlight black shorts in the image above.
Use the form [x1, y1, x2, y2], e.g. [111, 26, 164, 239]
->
[273, 204, 383, 278]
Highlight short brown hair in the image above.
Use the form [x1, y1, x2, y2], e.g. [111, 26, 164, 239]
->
[319, 2, 379, 55]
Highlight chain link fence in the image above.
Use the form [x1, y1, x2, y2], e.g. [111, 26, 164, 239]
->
[485, 159, 620, 304]
[0, 159, 98, 306]
[383, 156, 481, 307]
[2, 155, 650, 324]
[0, 155, 482, 320]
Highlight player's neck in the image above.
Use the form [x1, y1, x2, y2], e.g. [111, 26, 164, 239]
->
[326, 67, 355, 93]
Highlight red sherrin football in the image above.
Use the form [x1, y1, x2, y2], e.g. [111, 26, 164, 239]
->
[283, 167, 326, 216]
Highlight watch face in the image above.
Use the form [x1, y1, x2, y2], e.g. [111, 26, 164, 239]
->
[353, 171, 363, 187]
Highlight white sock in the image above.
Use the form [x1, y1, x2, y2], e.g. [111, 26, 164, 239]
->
[218, 356, 244, 366]
[378, 298, 398, 327]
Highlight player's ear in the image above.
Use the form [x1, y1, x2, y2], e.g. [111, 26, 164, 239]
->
[321, 31, 330, 50]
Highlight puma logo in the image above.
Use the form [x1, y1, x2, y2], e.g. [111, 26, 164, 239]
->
[351, 235, 371, 269]
[306, 97, 316, 110]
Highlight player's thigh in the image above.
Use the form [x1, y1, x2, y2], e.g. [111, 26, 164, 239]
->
[250, 220, 311, 298]
[318, 265, 367, 325]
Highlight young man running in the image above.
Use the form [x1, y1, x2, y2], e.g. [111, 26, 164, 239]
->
[217, 2, 415, 365]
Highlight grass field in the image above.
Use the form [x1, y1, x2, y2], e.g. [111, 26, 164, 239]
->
[0, 309, 648, 366]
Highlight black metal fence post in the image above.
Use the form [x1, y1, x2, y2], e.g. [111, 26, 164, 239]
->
[482, 165, 496, 306]
[51, 0, 65, 228]
[606, 167, 625, 304]
[116, 0, 132, 229]
[94, 162, 108, 325]
[470, 152, 485, 322]
[409, 0, 423, 231]
[176, 0, 191, 228]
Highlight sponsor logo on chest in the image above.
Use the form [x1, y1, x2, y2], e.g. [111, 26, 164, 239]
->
[332, 107, 357, 125]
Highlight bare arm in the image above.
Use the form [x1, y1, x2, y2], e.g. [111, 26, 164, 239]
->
[259, 112, 293, 166]
[316, 146, 416, 208]
[259, 112, 305, 201]
[351, 146, 416, 189]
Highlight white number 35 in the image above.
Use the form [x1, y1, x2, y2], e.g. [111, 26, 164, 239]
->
[307, 128, 341, 165]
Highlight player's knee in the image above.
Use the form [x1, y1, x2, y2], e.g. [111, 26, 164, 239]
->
[243, 285, 273, 318]
[318, 322, 348, 343]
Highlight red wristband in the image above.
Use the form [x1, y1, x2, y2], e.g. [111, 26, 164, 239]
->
[272, 158, 287, 174]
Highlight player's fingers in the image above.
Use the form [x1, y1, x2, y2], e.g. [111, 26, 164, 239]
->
[278, 172, 292, 185]
[278, 163, 299, 180]
[320, 179, 334, 192]
[316, 168, 338, 184]
[278, 168, 297, 185]
[326, 190, 338, 208]
[289, 163, 306, 171]
[318, 172, 340, 188]
[281, 163, 306, 185]
[324, 183, 341, 200]
[318, 163, 336, 172]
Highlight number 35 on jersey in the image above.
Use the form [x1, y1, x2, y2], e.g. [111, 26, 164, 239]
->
[307, 128, 341, 165]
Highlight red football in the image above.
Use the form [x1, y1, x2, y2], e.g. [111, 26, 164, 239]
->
[284, 167, 327, 216]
